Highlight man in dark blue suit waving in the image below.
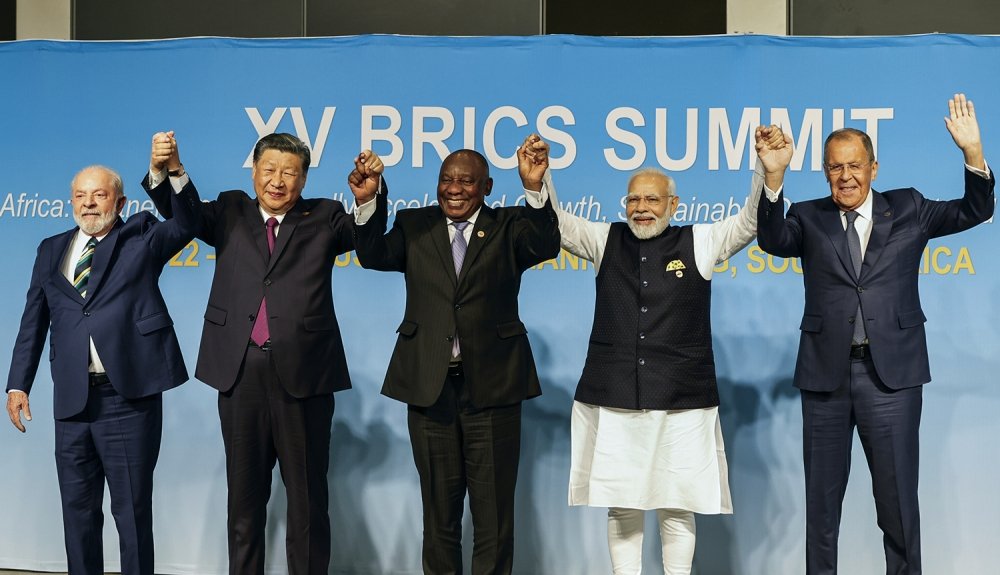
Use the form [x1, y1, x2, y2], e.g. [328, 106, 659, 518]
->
[5, 134, 199, 575]
[757, 94, 995, 575]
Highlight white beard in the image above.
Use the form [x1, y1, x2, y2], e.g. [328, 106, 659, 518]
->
[74, 210, 118, 236]
[627, 214, 669, 240]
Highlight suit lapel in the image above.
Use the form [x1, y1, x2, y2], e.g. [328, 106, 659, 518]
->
[460, 205, 495, 284]
[428, 209, 458, 286]
[860, 191, 893, 277]
[85, 218, 124, 300]
[52, 229, 85, 302]
[818, 199, 858, 280]
[245, 200, 271, 263]
[267, 204, 303, 275]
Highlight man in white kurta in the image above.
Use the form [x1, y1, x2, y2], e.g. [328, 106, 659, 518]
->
[523, 128, 790, 574]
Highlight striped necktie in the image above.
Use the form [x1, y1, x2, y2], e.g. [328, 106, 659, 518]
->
[451, 221, 470, 357]
[73, 237, 97, 298]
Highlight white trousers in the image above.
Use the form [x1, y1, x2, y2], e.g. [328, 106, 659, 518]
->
[607, 507, 696, 575]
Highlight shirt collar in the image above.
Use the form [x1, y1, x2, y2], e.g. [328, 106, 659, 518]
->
[843, 189, 874, 221]
[447, 206, 483, 228]
[258, 206, 286, 224]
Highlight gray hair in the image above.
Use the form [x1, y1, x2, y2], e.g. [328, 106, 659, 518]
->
[628, 167, 676, 196]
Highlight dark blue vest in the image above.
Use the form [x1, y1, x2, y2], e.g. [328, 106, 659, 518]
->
[574, 223, 718, 410]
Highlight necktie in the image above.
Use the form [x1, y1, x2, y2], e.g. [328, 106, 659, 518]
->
[73, 237, 97, 298]
[250, 217, 278, 347]
[845, 211, 867, 344]
[451, 221, 470, 357]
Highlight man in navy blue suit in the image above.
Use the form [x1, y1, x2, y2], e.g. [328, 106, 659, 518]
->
[757, 94, 995, 575]
[5, 133, 199, 575]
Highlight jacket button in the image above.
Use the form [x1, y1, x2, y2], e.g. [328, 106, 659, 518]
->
[639, 332, 646, 340]
[642, 280, 649, 287]
[454, 304, 461, 310]
[445, 336, 453, 341]
[249, 314, 255, 322]
[640, 306, 648, 313]
[848, 317, 855, 324]
[83, 311, 91, 317]
[857, 286, 864, 293]
[640, 256, 647, 263]
[638, 358, 646, 366]
[264, 279, 272, 286]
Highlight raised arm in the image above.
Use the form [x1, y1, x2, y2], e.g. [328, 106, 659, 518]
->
[518, 134, 610, 269]
[349, 151, 405, 272]
[921, 94, 996, 237]
[700, 125, 792, 271]
[756, 125, 804, 258]
[141, 131, 220, 245]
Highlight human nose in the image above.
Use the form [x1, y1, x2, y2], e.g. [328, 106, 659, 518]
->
[269, 173, 284, 188]
[443, 180, 461, 195]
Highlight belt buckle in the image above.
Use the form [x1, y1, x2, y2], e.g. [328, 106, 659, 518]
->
[249, 339, 272, 351]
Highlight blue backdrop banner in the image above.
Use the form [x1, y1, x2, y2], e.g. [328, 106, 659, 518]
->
[0, 34, 997, 574]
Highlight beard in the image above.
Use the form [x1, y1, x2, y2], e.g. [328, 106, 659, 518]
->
[627, 213, 669, 240]
[74, 210, 118, 236]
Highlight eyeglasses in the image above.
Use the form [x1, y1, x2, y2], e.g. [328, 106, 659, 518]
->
[625, 194, 674, 207]
[825, 162, 872, 176]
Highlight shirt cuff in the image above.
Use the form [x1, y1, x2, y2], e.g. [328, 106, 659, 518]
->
[354, 196, 377, 225]
[763, 183, 783, 202]
[522, 172, 550, 208]
[966, 159, 991, 179]
[148, 168, 189, 193]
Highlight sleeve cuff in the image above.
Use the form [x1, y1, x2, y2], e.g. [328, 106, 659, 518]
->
[763, 183, 783, 202]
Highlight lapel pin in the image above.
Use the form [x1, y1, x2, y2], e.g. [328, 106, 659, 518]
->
[883, 210, 891, 217]
[477, 230, 485, 238]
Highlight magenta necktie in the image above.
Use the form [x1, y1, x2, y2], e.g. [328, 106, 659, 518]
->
[250, 217, 278, 346]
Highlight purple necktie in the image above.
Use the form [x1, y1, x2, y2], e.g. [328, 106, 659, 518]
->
[451, 221, 470, 357]
[250, 217, 278, 347]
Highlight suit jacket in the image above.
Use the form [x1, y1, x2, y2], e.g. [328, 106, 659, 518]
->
[353, 190, 560, 408]
[6, 182, 200, 419]
[143, 176, 356, 397]
[757, 168, 995, 391]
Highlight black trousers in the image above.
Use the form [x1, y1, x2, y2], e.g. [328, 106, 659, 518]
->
[802, 355, 923, 575]
[218, 345, 335, 575]
[407, 364, 523, 575]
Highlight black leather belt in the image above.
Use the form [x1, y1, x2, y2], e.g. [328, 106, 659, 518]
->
[447, 362, 463, 377]
[849, 344, 870, 360]
[248, 339, 272, 351]
[88, 372, 110, 386]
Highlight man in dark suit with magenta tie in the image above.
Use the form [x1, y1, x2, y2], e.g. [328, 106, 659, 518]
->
[757, 94, 995, 575]
[348, 140, 559, 574]
[142, 132, 383, 575]
[5, 134, 200, 575]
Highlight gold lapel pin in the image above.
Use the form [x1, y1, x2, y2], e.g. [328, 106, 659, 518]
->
[477, 230, 485, 238]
